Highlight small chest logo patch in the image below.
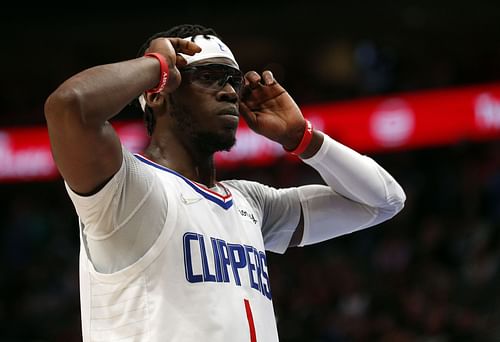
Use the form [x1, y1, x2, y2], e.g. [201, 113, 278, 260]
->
[181, 193, 202, 205]
[238, 208, 258, 224]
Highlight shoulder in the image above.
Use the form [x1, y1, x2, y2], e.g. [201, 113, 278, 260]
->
[221, 179, 288, 211]
[126, 151, 181, 183]
[222, 179, 272, 197]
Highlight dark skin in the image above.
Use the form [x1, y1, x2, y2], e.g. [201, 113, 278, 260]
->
[45, 37, 323, 247]
[143, 56, 242, 186]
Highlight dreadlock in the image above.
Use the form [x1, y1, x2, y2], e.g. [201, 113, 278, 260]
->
[134, 24, 220, 136]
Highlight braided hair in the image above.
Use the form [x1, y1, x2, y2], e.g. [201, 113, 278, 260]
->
[136, 24, 220, 136]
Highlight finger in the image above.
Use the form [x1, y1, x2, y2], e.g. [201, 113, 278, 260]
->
[240, 76, 254, 100]
[262, 70, 276, 86]
[240, 84, 251, 101]
[245, 71, 261, 83]
[244, 71, 261, 90]
[168, 38, 202, 55]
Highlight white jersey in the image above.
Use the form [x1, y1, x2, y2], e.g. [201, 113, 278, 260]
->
[66, 149, 301, 342]
[66, 134, 406, 342]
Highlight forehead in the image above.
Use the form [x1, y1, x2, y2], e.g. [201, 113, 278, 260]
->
[188, 57, 239, 70]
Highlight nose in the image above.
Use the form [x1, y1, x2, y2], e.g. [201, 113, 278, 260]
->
[216, 80, 239, 103]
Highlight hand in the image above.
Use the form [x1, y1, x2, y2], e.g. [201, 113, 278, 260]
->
[239, 70, 306, 149]
[145, 38, 201, 93]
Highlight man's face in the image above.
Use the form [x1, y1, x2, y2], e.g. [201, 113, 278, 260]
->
[169, 57, 243, 154]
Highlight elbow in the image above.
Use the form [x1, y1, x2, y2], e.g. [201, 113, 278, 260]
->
[385, 185, 407, 217]
[44, 86, 84, 125]
[392, 195, 406, 215]
[396, 184, 407, 210]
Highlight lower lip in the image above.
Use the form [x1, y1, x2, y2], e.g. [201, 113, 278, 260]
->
[220, 114, 239, 125]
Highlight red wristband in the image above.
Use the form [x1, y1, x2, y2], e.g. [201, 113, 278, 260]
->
[284, 119, 313, 156]
[144, 52, 169, 94]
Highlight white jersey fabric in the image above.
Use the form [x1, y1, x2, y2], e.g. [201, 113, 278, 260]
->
[67, 149, 301, 342]
[65, 134, 405, 341]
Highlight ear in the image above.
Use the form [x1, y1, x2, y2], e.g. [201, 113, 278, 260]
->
[144, 92, 166, 112]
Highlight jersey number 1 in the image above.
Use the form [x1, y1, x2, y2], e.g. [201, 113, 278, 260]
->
[244, 299, 257, 342]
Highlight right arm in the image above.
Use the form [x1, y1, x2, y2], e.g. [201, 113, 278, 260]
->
[44, 38, 200, 194]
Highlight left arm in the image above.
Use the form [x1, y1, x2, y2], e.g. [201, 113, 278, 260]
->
[291, 133, 405, 246]
[239, 70, 406, 248]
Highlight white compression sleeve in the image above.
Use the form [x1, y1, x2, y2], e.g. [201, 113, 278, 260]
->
[297, 133, 406, 246]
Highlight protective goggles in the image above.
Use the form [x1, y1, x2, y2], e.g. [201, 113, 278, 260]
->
[180, 64, 244, 95]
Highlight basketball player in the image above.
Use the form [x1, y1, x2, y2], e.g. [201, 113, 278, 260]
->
[44, 24, 406, 341]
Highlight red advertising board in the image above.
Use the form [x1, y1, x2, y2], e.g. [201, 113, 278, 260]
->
[1, 83, 500, 182]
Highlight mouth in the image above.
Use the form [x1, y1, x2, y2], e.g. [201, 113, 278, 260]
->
[217, 107, 240, 128]
[217, 106, 239, 117]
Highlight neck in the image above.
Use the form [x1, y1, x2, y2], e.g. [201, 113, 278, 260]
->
[144, 132, 217, 187]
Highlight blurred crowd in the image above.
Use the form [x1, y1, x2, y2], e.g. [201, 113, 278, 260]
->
[1, 140, 499, 341]
[2, 5, 500, 127]
[1, 6, 500, 341]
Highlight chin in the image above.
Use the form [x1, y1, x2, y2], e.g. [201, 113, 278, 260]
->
[195, 131, 237, 154]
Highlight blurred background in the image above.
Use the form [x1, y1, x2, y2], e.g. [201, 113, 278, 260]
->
[1, 3, 500, 341]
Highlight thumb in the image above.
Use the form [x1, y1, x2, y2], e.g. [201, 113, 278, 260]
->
[175, 54, 188, 68]
[239, 101, 257, 130]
